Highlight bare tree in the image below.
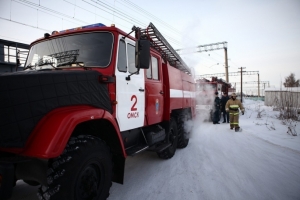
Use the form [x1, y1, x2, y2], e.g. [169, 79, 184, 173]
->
[283, 73, 300, 87]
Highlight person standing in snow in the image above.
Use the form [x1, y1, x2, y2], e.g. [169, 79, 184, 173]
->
[225, 93, 245, 131]
[220, 92, 229, 123]
[212, 92, 221, 124]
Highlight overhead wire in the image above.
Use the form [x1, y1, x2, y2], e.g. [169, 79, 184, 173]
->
[117, 0, 199, 46]
[84, 0, 182, 46]
[63, 0, 128, 30]
[13, 0, 85, 27]
[92, 0, 147, 27]
[8, 0, 186, 46]
[17, 0, 89, 24]
[119, 0, 182, 35]
[96, 0, 183, 45]
[0, 16, 51, 33]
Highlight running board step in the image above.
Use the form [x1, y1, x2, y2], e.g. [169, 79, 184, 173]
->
[148, 143, 171, 152]
[126, 145, 149, 156]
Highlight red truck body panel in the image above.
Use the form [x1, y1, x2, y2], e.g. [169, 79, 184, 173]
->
[26, 106, 124, 158]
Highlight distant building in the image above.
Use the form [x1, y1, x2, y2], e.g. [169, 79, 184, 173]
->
[0, 39, 30, 73]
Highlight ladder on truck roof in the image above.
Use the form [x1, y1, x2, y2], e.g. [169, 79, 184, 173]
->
[140, 23, 191, 74]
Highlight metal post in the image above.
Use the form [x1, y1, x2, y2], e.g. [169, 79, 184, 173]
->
[224, 47, 229, 82]
[258, 73, 260, 97]
[239, 67, 246, 103]
[15, 43, 18, 72]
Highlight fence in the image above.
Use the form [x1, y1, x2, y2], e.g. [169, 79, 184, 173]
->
[265, 87, 300, 108]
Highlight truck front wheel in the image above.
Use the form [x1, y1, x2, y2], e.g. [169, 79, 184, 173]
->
[157, 118, 178, 159]
[37, 135, 112, 200]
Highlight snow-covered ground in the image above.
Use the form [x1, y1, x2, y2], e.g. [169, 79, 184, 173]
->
[8, 99, 300, 200]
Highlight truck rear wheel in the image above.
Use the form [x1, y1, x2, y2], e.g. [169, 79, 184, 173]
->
[157, 118, 178, 159]
[177, 130, 189, 149]
[37, 135, 112, 200]
[177, 116, 189, 149]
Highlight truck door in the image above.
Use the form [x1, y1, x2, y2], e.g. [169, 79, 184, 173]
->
[115, 36, 145, 131]
[145, 54, 164, 125]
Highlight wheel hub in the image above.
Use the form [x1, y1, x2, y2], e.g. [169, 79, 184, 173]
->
[77, 165, 101, 199]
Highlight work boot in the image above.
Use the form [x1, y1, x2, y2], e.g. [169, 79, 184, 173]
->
[235, 127, 240, 132]
[230, 127, 233, 130]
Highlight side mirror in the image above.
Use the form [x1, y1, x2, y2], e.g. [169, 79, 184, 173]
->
[136, 39, 150, 69]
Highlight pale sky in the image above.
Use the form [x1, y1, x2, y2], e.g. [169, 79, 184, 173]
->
[1, 0, 299, 93]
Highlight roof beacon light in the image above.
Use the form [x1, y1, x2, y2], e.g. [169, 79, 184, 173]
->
[82, 23, 106, 29]
[59, 23, 106, 33]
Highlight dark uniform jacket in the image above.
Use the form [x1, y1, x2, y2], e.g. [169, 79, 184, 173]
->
[220, 95, 229, 112]
[212, 96, 221, 122]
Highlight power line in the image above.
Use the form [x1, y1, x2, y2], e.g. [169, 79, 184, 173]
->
[63, 0, 128, 30]
[117, 0, 200, 47]
[13, 0, 83, 26]
[120, 0, 182, 35]
[0, 16, 51, 32]
[5, 0, 195, 49]
[85, 0, 182, 46]
[91, 0, 147, 26]
[16, 0, 89, 24]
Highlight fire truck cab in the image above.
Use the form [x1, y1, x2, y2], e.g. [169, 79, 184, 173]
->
[0, 23, 195, 199]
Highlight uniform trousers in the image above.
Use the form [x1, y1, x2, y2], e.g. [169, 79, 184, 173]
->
[229, 111, 240, 128]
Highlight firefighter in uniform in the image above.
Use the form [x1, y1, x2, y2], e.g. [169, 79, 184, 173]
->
[225, 93, 245, 131]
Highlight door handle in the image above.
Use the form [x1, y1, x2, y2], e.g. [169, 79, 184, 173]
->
[159, 91, 164, 94]
[139, 88, 145, 92]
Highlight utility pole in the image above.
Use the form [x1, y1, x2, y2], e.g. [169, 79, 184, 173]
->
[258, 73, 260, 97]
[263, 82, 266, 96]
[238, 67, 246, 103]
[224, 47, 229, 82]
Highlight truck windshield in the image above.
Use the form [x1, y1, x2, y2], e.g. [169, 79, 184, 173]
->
[25, 32, 113, 70]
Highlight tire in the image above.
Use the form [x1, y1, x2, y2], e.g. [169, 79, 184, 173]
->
[157, 118, 178, 159]
[177, 115, 189, 149]
[37, 135, 112, 200]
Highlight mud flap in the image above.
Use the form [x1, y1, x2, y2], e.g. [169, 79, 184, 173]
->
[0, 163, 15, 200]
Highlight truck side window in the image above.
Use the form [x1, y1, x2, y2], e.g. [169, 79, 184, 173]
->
[152, 56, 159, 80]
[146, 55, 159, 80]
[127, 43, 135, 73]
[117, 40, 127, 72]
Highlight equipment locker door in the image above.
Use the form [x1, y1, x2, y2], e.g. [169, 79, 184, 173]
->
[115, 36, 145, 131]
[145, 54, 164, 125]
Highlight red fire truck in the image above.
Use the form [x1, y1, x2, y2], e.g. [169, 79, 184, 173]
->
[0, 23, 195, 199]
[195, 76, 231, 120]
